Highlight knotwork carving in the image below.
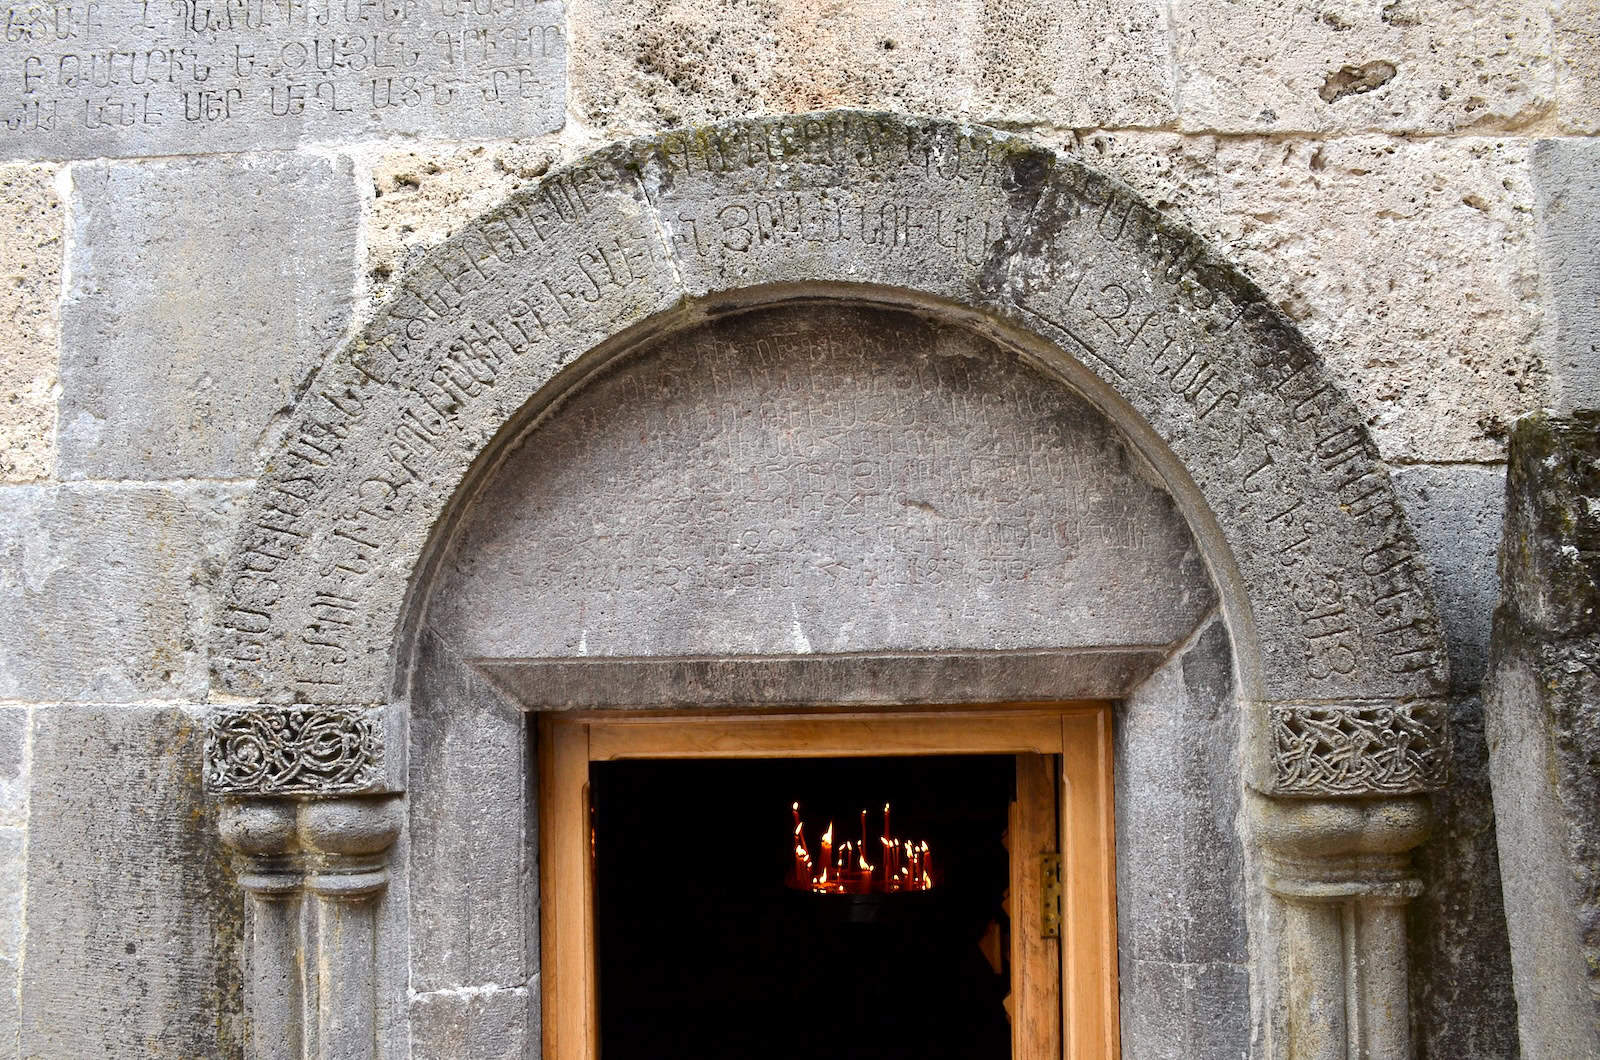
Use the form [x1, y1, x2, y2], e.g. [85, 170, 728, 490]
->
[1271, 702, 1447, 795]
[206, 706, 381, 796]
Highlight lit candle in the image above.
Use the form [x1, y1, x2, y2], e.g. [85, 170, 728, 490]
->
[821, 823, 834, 879]
[792, 803, 811, 888]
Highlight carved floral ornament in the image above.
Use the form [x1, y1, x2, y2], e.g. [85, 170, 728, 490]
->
[204, 109, 1451, 801]
[205, 706, 382, 797]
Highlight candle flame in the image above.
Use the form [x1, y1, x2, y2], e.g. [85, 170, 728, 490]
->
[787, 801, 935, 894]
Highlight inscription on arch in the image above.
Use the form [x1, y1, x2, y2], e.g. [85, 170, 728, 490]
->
[213, 112, 1447, 782]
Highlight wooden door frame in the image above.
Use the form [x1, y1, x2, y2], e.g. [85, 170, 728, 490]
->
[538, 704, 1120, 1060]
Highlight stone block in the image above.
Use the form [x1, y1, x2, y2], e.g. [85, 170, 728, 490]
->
[0, 0, 565, 161]
[1217, 135, 1542, 462]
[58, 154, 359, 478]
[1056, 132, 1222, 242]
[18, 703, 244, 1058]
[1172, 0, 1554, 133]
[408, 632, 534, 993]
[0, 706, 29, 827]
[1117, 622, 1248, 969]
[431, 303, 1217, 662]
[0, 164, 61, 483]
[1118, 958, 1251, 1060]
[1485, 411, 1600, 1060]
[362, 139, 563, 308]
[409, 984, 533, 1060]
[0, 826, 23, 957]
[571, 0, 1174, 132]
[1554, 0, 1600, 132]
[1392, 464, 1506, 686]
[965, 0, 1176, 127]
[1408, 694, 1519, 1060]
[1533, 137, 1600, 411]
[0, 483, 244, 702]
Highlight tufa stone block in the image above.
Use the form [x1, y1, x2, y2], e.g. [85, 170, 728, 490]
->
[0, 164, 61, 483]
[1392, 464, 1506, 687]
[1554, 0, 1600, 132]
[571, 0, 1174, 131]
[1172, 0, 1553, 134]
[1533, 137, 1600, 412]
[0, 482, 244, 702]
[58, 153, 359, 478]
[1217, 135, 1543, 463]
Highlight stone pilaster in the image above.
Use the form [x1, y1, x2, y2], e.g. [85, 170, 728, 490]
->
[210, 705, 406, 1060]
[1253, 794, 1432, 1060]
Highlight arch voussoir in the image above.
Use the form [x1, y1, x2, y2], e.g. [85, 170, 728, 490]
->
[211, 109, 1448, 801]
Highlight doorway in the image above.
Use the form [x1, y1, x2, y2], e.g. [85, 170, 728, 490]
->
[538, 705, 1119, 1060]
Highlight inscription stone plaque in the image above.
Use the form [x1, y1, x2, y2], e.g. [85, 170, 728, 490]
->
[432, 303, 1216, 662]
[0, 0, 565, 159]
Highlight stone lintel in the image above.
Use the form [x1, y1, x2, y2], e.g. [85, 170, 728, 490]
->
[474, 647, 1174, 711]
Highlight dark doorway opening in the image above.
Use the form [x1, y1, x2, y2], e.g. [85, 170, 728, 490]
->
[591, 755, 1016, 1060]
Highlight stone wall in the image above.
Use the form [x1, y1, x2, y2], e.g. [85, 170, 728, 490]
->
[1, 0, 1593, 1054]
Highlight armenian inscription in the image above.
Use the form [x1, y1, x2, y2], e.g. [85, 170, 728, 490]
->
[432, 304, 1215, 660]
[211, 112, 1448, 729]
[0, 0, 564, 158]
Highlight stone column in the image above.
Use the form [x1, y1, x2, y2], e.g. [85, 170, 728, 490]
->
[1254, 795, 1430, 1060]
[207, 705, 407, 1060]
[302, 798, 404, 1059]
[219, 798, 306, 1060]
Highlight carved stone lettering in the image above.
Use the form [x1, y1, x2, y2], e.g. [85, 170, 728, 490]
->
[211, 111, 1448, 712]
[1270, 701, 1448, 795]
[431, 304, 1216, 661]
[0, 0, 564, 158]
[205, 704, 381, 795]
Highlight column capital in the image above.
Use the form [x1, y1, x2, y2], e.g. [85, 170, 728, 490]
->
[1250, 792, 1430, 901]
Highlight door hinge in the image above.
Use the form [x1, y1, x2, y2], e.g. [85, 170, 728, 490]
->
[1040, 852, 1062, 938]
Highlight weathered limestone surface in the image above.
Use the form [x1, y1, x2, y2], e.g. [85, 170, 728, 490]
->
[1217, 135, 1543, 462]
[59, 153, 359, 479]
[1486, 411, 1600, 1059]
[0, 164, 61, 483]
[1553, 0, 1600, 132]
[1116, 619, 1250, 1059]
[1533, 137, 1600, 411]
[433, 304, 1215, 662]
[1056, 132, 1222, 245]
[0, 708, 26, 1054]
[571, 0, 1174, 132]
[1172, 0, 1554, 133]
[19, 704, 244, 1058]
[362, 139, 561, 306]
[409, 986, 533, 1059]
[209, 113, 1447, 754]
[1408, 693, 1521, 1060]
[1392, 464, 1506, 685]
[406, 630, 535, 1052]
[0, 483, 243, 702]
[0, 0, 566, 160]
[1393, 465, 1522, 1057]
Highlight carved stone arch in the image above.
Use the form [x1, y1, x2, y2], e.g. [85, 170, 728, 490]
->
[204, 110, 1450, 1060]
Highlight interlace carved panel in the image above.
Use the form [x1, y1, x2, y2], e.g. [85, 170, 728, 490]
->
[1271, 702, 1447, 795]
[205, 706, 382, 796]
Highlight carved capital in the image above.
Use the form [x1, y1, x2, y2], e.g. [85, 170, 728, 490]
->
[1252, 793, 1430, 900]
[204, 704, 405, 797]
[1268, 699, 1448, 796]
